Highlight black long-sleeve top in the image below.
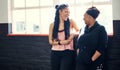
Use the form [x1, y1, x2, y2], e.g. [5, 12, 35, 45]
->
[76, 21, 108, 64]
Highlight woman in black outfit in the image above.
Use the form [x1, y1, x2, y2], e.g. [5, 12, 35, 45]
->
[76, 7, 108, 70]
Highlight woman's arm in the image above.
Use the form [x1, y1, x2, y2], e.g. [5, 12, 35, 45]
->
[91, 26, 108, 61]
[91, 50, 101, 61]
[60, 19, 80, 45]
[48, 23, 58, 45]
[70, 19, 80, 32]
[59, 33, 75, 45]
[49, 23, 75, 45]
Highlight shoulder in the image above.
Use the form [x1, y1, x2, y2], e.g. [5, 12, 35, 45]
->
[98, 24, 105, 30]
[49, 23, 54, 30]
[50, 23, 54, 27]
[69, 19, 76, 26]
[95, 22, 105, 29]
[69, 19, 75, 23]
[97, 24, 107, 34]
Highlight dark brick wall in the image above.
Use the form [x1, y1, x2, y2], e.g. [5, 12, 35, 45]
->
[0, 35, 114, 70]
[0, 22, 120, 70]
[0, 35, 51, 70]
[113, 20, 120, 36]
[0, 23, 10, 35]
[107, 20, 120, 70]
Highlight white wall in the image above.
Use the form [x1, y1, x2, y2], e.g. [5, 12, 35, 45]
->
[0, 0, 8, 23]
[112, 0, 120, 20]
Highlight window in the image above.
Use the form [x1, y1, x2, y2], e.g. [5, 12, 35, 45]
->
[40, 0, 53, 6]
[10, 0, 113, 35]
[13, 0, 25, 8]
[60, 0, 75, 4]
[12, 10, 25, 33]
[26, 0, 39, 7]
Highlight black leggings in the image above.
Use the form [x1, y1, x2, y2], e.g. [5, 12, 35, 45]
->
[51, 50, 76, 70]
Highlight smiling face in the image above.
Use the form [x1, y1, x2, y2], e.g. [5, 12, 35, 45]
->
[83, 13, 90, 25]
[59, 7, 70, 21]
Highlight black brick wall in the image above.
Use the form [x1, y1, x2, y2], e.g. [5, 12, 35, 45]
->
[0, 35, 51, 70]
[0, 22, 120, 70]
[0, 23, 9, 35]
[107, 20, 120, 70]
[0, 35, 114, 70]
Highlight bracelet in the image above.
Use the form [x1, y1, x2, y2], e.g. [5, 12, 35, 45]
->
[58, 40, 61, 45]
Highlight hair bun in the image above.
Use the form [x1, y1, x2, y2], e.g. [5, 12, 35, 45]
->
[86, 7, 100, 19]
[55, 5, 59, 9]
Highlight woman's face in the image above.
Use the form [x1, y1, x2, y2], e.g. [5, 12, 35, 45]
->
[59, 7, 70, 21]
[83, 13, 90, 25]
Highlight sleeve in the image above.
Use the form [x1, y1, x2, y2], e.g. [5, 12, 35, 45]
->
[96, 26, 108, 54]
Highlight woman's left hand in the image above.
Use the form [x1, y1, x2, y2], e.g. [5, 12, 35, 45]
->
[60, 39, 71, 45]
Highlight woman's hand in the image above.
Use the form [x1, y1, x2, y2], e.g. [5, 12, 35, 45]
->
[60, 39, 71, 45]
[59, 33, 76, 45]
[77, 49, 79, 55]
[68, 33, 76, 41]
[52, 39, 58, 45]
[91, 50, 101, 62]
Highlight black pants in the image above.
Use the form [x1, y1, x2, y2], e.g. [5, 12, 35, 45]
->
[51, 50, 76, 70]
[76, 62, 98, 70]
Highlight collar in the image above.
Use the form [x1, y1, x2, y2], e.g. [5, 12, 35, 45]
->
[84, 21, 99, 33]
